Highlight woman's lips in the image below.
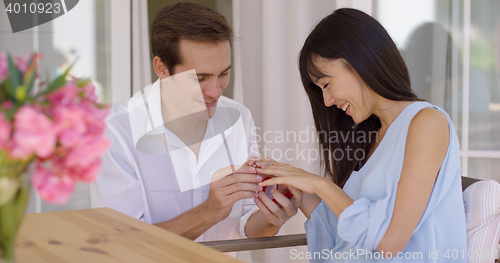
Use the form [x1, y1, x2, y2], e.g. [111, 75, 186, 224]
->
[340, 102, 350, 111]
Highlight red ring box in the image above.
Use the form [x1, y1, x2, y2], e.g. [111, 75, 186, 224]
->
[262, 176, 292, 204]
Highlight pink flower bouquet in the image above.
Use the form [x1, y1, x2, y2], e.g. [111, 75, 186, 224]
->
[0, 53, 109, 205]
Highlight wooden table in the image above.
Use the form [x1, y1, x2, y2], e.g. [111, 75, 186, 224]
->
[14, 208, 243, 263]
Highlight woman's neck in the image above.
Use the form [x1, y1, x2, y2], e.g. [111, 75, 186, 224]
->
[371, 98, 414, 131]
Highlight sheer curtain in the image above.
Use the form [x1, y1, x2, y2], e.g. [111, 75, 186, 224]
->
[132, 0, 152, 94]
[232, 1, 369, 262]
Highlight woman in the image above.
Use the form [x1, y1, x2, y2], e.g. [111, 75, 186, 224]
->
[253, 8, 467, 262]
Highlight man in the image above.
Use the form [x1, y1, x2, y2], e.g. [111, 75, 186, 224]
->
[90, 2, 298, 243]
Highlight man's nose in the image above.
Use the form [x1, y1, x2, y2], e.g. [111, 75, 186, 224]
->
[202, 78, 222, 99]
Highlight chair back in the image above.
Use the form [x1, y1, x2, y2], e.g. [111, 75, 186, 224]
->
[463, 179, 500, 263]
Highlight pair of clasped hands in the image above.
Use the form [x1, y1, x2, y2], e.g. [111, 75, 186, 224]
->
[208, 157, 302, 226]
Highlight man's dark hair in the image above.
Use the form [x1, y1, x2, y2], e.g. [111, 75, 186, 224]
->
[150, 2, 233, 75]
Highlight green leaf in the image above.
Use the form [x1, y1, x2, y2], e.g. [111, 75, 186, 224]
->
[76, 78, 90, 87]
[3, 56, 22, 101]
[22, 56, 37, 96]
[24, 75, 36, 102]
[22, 55, 34, 84]
[38, 61, 76, 97]
[1, 80, 16, 102]
[0, 86, 6, 102]
[7, 55, 21, 89]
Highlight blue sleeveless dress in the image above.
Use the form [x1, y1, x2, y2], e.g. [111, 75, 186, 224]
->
[304, 102, 467, 262]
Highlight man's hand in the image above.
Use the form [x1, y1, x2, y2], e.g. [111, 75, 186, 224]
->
[203, 165, 263, 221]
[244, 157, 302, 237]
[154, 164, 261, 240]
[254, 184, 301, 227]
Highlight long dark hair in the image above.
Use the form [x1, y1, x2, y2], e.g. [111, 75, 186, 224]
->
[299, 8, 420, 187]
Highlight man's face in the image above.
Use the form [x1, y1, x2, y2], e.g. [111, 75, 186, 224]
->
[162, 39, 231, 120]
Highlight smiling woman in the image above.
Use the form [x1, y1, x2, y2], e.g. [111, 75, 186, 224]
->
[311, 58, 372, 124]
[299, 9, 421, 188]
[256, 8, 467, 263]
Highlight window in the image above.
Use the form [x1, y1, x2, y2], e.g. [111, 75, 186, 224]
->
[374, 0, 500, 181]
[0, 0, 114, 213]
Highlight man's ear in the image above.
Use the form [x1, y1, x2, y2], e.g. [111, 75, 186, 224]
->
[153, 56, 170, 79]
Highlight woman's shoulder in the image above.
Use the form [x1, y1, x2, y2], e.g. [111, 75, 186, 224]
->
[394, 102, 450, 144]
[409, 107, 449, 133]
[406, 106, 450, 157]
[411, 106, 449, 129]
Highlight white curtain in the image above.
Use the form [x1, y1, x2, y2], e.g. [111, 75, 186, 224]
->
[132, 0, 152, 94]
[232, 1, 362, 262]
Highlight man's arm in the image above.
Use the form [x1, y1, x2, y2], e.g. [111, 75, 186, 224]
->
[154, 171, 262, 240]
[90, 127, 145, 220]
[153, 201, 221, 240]
[244, 210, 280, 237]
[154, 164, 300, 240]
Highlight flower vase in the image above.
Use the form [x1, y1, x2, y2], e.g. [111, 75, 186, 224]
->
[0, 153, 32, 263]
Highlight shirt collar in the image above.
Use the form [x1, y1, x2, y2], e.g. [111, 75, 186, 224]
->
[130, 78, 241, 153]
[145, 79, 166, 136]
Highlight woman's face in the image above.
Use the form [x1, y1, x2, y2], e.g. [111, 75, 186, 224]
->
[312, 58, 373, 124]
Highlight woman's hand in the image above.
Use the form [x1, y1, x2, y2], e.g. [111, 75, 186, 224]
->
[246, 156, 276, 168]
[246, 157, 303, 223]
[211, 164, 257, 182]
[257, 162, 326, 195]
[259, 162, 354, 219]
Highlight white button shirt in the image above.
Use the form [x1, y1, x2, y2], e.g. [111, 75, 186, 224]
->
[90, 79, 260, 242]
